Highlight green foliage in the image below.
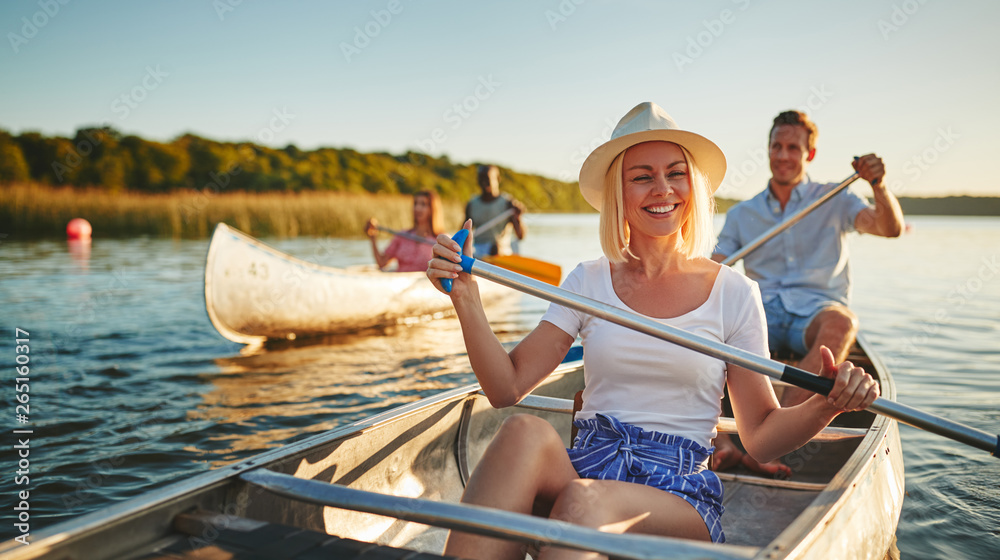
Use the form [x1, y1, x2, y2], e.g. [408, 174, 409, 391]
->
[1, 126, 591, 212]
[0, 131, 29, 182]
[896, 196, 1000, 216]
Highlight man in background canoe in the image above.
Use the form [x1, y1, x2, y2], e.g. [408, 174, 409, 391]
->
[467, 164, 527, 256]
[710, 110, 904, 473]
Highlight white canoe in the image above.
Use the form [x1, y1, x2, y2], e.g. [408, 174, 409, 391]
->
[1, 337, 904, 559]
[205, 223, 515, 344]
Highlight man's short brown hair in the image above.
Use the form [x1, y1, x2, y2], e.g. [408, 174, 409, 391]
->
[769, 111, 819, 152]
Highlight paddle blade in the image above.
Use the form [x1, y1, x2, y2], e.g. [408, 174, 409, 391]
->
[482, 255, 561, 286]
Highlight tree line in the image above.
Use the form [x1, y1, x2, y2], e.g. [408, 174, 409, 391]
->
[4, 127, 996, 217]
[0, 126, 592, 212]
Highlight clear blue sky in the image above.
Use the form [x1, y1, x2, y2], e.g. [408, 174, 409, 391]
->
[2, 0, 998, 198]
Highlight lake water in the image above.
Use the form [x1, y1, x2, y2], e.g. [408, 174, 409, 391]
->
[2, 214, 998, 558]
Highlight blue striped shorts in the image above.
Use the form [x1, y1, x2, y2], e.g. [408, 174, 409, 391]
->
[567, 414, 726, 543]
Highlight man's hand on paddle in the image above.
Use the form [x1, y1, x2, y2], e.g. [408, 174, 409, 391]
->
[510, 199, 526, 217]
[818, 346, 880, 412]
[852, 154, 886, 188]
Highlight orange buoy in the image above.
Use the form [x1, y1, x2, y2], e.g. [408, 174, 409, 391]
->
[66, 218, 92, 240]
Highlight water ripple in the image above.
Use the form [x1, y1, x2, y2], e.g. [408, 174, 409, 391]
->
[2, 216, 998, 556]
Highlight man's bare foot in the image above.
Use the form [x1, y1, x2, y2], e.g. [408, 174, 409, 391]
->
[711, 434, 744, 471]
[712, 434, 792, 478]
[740, 453, 792, 478]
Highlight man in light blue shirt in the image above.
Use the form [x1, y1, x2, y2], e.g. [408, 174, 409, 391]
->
[714, 111, 904, 408]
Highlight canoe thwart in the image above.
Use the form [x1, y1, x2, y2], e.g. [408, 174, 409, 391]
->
[713, 473, 829, 492]
[239, 469, 758, 560]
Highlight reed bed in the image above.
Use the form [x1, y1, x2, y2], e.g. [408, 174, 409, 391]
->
[1, 183, 466, 239]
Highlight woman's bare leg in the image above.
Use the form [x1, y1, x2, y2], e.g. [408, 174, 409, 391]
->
[444, 414, 580, 560]
[540, 479, 711, 560]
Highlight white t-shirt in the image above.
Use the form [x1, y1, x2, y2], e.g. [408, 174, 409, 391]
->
[541, 257, 768, 448]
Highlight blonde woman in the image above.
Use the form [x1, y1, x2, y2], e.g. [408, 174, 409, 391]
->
[427, 102, 878, 559]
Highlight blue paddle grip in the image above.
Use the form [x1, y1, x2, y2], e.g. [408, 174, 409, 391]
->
[994, 435, 999, 458]
[440, 229, 475, 293]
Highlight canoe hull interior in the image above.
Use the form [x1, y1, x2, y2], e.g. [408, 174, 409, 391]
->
[2, 339, 903, 560]
[234, 367, 582, 553]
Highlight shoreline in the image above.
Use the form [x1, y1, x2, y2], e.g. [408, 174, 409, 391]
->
[3, 183, 998, 240]
[1, 183, 470, 240]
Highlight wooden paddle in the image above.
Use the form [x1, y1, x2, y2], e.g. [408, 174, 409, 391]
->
[375, 225, 561, 286]
[467, 208, 561, 282]
[721, 171, 861, 266]
[470, 207, 517, 237]
[440, 229, 1000, 458]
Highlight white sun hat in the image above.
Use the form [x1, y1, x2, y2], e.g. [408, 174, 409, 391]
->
[578, 102, 727, 211]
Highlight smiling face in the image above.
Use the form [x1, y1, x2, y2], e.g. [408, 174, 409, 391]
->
[621, 141, 691, 242]
[769, 124, 814, 189]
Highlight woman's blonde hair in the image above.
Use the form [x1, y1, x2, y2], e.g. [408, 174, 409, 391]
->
[599, 143, 716, 262]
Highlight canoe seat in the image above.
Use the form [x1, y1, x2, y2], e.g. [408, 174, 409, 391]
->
[142, 510, 461, 560]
